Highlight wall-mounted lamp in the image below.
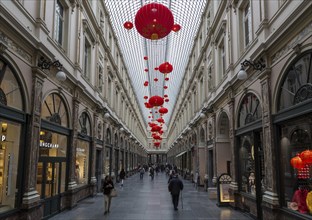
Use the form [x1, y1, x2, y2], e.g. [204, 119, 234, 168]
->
[2, 123, 7, 133]
[38, 56, 66, 81]
[237, 59, 266, 80]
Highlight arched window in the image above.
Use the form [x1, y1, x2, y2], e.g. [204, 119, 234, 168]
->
[41, 93, 68, 127]
[278, 51, 312, 111]
[78, 112, 91, 136]
[238, 93, 262, 127]
[200, 128, 205, 145]
[114, 133, 118, 147]
[106, 128, 111, 144]
[219, 112, 229, 137]
[0, 58, 24, 110]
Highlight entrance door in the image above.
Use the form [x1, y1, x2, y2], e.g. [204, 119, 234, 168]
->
[36, 158, 66, 218]
[95, 149, 102, 192]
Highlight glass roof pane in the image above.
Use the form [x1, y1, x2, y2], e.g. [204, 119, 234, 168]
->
[105, 0, 207, 126]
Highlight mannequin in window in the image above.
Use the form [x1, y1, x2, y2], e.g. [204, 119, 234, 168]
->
[75, 164, 80, 184]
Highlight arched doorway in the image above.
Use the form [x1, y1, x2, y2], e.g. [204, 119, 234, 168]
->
[38, 92, 69, 217]
[236, 92, 263, 219]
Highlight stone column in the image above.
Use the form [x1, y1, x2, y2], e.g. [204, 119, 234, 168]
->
[22, 68, 45, 209]
[228, 96, 239, 207]
[68, 94, 80, 190]
[260, 70, 279, 218]
[212, 113, 217, 185]
[90, 112, 99, 192]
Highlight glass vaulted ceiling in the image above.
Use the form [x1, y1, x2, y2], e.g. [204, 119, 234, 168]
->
[105, 0, 207, 127]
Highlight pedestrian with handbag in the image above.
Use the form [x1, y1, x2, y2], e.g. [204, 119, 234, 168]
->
[103, 175, 115, 215]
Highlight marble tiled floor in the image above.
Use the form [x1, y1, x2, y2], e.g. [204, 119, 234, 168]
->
[50, 172, 252, 220]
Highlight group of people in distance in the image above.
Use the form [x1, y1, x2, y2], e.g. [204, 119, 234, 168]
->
[102, 163, 184, 215]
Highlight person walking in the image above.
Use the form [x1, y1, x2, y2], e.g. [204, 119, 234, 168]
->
[103, 176, 114, 215]
[119, 168, 126, 187]
[168, 171, 184, 211]
[140, 167, 145, 179]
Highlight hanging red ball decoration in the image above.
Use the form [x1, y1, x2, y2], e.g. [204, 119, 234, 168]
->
[144, 56, 148, 60]
[172, 24, 181, 32]
[300, 150, 312, 164]
[144, 81, 149, 86]
[291, 155, 305, 169]
[149, 95, 164, 107]
[154, 67, 159, 71]
[157, 118, 165, 123]
[144, 68, 148, 72]
[154, 78, 158, 82]
[154, 142, 161, 147]
[165, 98, 169, 102]
[164, 94, 168, 98]
[165, 77, 169, 81]
[134, 3, 174, 40]
[159, 107, 168, 114]
[144, 96, 148, 99]
[164, 86, 168, 89]
[151, 125, 162, 132]
[124, 21, 134, 30]
[159, 62, 173, 74]
[145, 102, 153, 108]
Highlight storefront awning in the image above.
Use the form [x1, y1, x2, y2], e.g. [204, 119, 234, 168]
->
[175, 151, 187, 158]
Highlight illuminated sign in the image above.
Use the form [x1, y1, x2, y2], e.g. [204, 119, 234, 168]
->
[39, 141, 59, 148]
[1, 135, 6, 142]
[77, 147, 85, 152]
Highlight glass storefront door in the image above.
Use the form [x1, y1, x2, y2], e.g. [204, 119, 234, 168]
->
[36, 158, 66, 217]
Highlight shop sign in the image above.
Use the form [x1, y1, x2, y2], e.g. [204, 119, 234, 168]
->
[77, 147, 85, 152]
[40, 141, 59, 148]
[1, 135, 6, 141]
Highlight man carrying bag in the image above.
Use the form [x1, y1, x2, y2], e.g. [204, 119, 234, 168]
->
[168, 171, 184, 211]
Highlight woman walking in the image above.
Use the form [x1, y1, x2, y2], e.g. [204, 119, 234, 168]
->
[103, 176, 114, 215]
[119, 168, 126, 187]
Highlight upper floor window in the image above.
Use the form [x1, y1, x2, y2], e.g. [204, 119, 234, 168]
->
[55, 0, 64, 45]
[83, 39, 91, 80]
[243, 2, 251, 47]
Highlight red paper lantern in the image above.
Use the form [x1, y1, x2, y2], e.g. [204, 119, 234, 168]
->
[149, 96, 164, 107]
[159, 107, 168, 114]
[172, 24, 181, 32]
[144, 81, 149, 86]
[154, 67, 159, 71]
[151, 125, 162, 132]
[291, 155, 305, 169]
[300, 150, 312, 164]
[145, 102, 153, 108]
[159, 62, 173, 74]
[164, 86, 168, 89]
[144, 68, 148, 72]
[165, 98, 169, 102]
[144, 56, 148, 60]
[154, 78, 158, 82]
[153, 135, 161, 140]
[134, 3, 174, 40]
[157, 118, 165, 123]
[144, 96, 148, 99]
[124, 21, 133, 30]
[154, 142, 161, 147]
[165, 77, 169, 81]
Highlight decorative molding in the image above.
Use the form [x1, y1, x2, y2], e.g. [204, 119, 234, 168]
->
[0, 31, 32, 62]
[271, 22, 312, 64]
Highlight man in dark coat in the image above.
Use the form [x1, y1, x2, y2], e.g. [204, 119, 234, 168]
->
[168, 171, 184, 210]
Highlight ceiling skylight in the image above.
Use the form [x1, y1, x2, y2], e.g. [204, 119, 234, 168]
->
[105, 0, 207, 126]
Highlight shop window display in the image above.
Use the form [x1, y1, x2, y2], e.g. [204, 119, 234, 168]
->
[76, 140, 89, 185]
[280, 120, 312, 215]
[0, 120, 21, 213]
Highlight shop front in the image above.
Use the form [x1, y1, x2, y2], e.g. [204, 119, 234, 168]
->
[236, 92, 264, 220]
[0, 57, 26, 217]
[39, 92, 70, 218]
[274, 50, 312, 219]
